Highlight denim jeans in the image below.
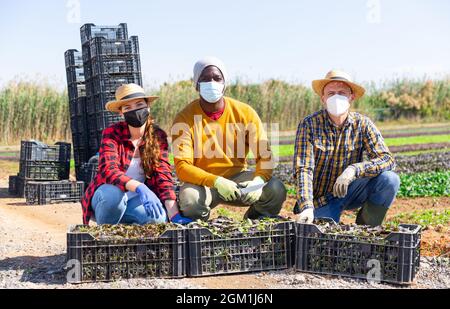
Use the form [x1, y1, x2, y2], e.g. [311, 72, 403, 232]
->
[314, 171, 400, 223]
[91, 184, 167, 225]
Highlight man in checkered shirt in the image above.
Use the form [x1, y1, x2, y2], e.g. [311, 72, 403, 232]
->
[293, 70, 399, 226]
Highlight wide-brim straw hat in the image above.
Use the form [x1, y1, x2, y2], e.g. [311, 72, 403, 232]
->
[105, 83, 158, 113]
[312, 70, 365, 100]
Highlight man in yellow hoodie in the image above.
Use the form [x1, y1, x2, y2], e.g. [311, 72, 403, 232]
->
[171, 57, 286, 221]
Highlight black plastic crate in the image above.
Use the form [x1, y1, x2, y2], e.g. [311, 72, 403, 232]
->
[88, 135, 100, 154]
[87, 147, 100, 161]
[8, 175, 18, 195]
[86, 92, 116, 115]
[69, 98, 86, 122]
[78, 162, 98, 186]
[66, 66, 85, 85]
[70, 120, 77, 135]
[187, 221, 295, 277]
[74, 113, 88, 136]
[14, 176, 30, 198]
[87, 114, 97, 133]
[71, 131, 79, 147]
[65, 49, 83, 68]
[90, 56, 141, 78]
[87, 36, 139, 60]
[72, 132, 84, 150]
[72, 131, 89, 150]
[25, 181, 85, 205]
[96, 111, 124, 132]
[85, 95, 104, 115]
[82, 44, 92, 70]
[19, 161, 70, 180]
[66, 225, 187, 283]
[80, 23, 128, 46]
[74, 147, 89, 167]
[76, 97, 87, 116]
[69, 101, 77, 119]
[68, 83, 86, 101]
[20, 141, 71, 163]
[295, 221, 422, 285]
[85, 73, 142, 97]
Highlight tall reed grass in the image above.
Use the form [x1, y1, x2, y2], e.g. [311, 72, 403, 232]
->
[0, 78, 448, 144]
[0, 81, 70, 145]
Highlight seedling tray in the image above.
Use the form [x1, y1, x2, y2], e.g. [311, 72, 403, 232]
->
[187, 220, 295, 277]
[25, 181, 85, 205]
[295, 220, 421, 285]
[66, 225, 187, 283]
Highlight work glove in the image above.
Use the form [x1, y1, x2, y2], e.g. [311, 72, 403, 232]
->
[136, 184, 165, 220]
[214, 177, 241, 202]
[170, 213, 194, 225]
[238, 176, 265, 205]
[333, 166, 357, 198]
[296, 207, 314, 224]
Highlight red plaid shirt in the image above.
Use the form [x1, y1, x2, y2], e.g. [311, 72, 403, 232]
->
[81, 121, 176, 224]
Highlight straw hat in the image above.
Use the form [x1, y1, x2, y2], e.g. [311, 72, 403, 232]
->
[105, 84, 158, 113]
[312, 70, 365, 100]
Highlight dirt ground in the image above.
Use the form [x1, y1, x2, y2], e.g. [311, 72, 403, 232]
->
[0, 164, 449, 288]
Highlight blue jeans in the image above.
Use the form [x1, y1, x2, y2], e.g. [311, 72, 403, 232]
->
[91, 184, 167, 225]
[314, 171, 400, 223]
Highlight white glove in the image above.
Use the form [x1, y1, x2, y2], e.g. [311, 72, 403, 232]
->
[239, 176, 265, 205]
[296, 208, 314, 224]
[214, 177, 241, 202]
[333, 166, 357, 198]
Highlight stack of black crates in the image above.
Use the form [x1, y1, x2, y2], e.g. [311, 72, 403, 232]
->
[65, 49, 88, 179]
[65, 23, 143, 187]
[8, 141, 84, 205]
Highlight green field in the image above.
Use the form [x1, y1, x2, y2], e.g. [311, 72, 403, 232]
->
[385, 134, 450, 147]
[269, 134, 450, 157]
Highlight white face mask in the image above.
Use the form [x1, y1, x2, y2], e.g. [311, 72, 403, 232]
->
[199, 81, 225, 103]
[326, 94, 350, 116]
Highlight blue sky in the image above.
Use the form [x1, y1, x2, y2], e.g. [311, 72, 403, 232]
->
[0, 0, 449, 90]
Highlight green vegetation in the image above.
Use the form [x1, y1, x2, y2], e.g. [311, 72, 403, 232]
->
[215, 207, 242, 222]
[398, 171, 450, 198]
[267, 134, 450, 157]
[397, 148, 450, 156]
[0, 81, 70, 145]
[286, 171, 450, 199]
[385, 134, 450, 147]
[381, 124, 450, 135]
[386, 209, 450, 229]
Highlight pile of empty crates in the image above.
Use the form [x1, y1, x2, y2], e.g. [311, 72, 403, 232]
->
[65, 23, 143, 187]
[8, 141, 84, 205]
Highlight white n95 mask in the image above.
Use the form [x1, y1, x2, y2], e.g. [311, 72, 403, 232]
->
[326, 94, 350, 116]
[199, 81, 225, 103]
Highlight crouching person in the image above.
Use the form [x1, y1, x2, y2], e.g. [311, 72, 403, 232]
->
[171, 57, 287, 221]
[81, 84, 191, 225]
[293, 70, 400, 227]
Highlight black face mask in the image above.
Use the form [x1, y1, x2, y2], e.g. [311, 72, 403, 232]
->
[123, 107, 150, 128]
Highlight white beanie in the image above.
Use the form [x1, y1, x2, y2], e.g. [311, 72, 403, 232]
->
[193, 56, 228, 88]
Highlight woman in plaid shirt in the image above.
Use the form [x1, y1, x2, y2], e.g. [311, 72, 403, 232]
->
[293, 70, 400, 226]
[81, 84, 192, 226]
